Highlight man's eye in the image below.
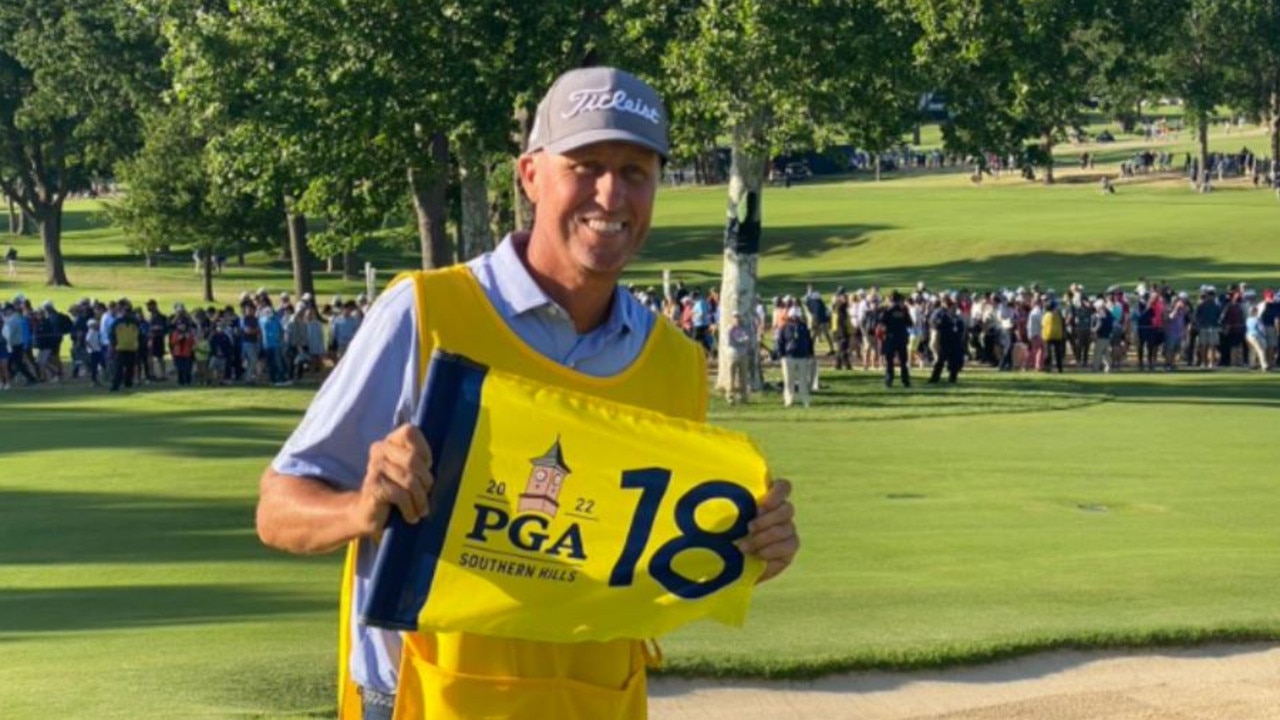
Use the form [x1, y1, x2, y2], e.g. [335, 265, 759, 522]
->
[623, 165, 651, 182]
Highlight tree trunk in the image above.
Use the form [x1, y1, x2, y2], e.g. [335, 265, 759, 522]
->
[1198, 114, 1211, 192]
[716, 119, 766, 394]
[513, 106, 535, 231]
[459, 142, 494, 260]
[38, 203, 71, 286]
[342, 249, 355, 281]
[1041, 130, 1055, 186]
[1270, 81, 1280, 185]
[202, 247, 215, 302]
[408, 132, 454, 270]
[913, 123, 922, 146]
[7, 197, 16, 235]
[286, 209, 315, 296]
[874, 153, 882, 182]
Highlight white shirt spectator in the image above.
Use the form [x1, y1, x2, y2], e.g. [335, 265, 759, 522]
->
[1028, 306, 1045, 340]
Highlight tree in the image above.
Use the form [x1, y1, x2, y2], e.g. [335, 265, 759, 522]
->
[666, 0, 890, 393]
[111, 104, 282, 301]
[1222, 0, 1280, 179]
[909, 0, 1102, 184]
[811, 1, 925, 182]
[157, 0, 340, 296]
[300, 172, 396, 280]
[1156, 0, 1240, 191]
[0, 1, 163, 285]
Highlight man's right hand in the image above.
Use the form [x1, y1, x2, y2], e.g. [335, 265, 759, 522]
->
[354, 423, 435, 536]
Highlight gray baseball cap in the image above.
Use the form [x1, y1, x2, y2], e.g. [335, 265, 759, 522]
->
[526, 66, 669, 159]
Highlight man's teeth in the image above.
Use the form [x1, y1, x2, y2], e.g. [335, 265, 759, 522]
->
[584, 219, 624, 232]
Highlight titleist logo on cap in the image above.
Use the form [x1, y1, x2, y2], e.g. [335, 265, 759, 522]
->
[562, 86, 662, 125]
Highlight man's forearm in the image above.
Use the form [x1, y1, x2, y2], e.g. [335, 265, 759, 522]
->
[256, 470, 367, 555]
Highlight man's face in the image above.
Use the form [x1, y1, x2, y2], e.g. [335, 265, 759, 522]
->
[519, 141, 660, 279]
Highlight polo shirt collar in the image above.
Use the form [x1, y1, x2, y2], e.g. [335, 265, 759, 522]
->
[492, 233, 635, 336]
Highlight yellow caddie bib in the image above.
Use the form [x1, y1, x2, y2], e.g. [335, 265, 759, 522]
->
[361, 352, 768, 642]
[335, 266, 731, 720]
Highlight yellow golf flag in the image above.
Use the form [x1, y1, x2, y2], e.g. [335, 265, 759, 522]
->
[362, 351, 769, 643]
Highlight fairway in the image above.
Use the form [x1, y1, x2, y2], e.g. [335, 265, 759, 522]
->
[4, 169, 1280, 717]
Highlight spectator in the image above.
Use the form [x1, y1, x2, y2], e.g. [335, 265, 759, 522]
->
[85, 317, 105, 386]
[1220, 292, 1246, 367]
[146, 299, 169, 381]
[1026, 297, 1045, 371]
[879, 291, 912, 388]
[777, 307, 814, 408]
[331, 301, 362, 362]
[928, 295, 965, 384]
[170, 319, 197, 386]
[3, 302, 34, 385]
[0, 310, 10, 389]
[209, 323, 233, 384]
[804, 284, 833, 355]
[109, 301, 141, 392]
[260, 306, 287, 386]
[725, 312, 752, 404]
[240, 304, 263, 384]
[831, 289, 853, 370]
[1042, 300, 1066, 373]
[1091, 299, 1114, 373]
[1247, 305, 1269, 371]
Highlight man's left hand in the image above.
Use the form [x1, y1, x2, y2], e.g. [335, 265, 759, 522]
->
[738, 478, 799, 583]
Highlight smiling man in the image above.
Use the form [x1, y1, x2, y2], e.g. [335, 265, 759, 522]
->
[256, 67, 799, 720]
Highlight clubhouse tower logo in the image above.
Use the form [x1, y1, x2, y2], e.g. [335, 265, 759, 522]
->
[518, 436, 571, 518]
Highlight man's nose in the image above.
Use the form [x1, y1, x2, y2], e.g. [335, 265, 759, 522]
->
[594, 169, 626, 209]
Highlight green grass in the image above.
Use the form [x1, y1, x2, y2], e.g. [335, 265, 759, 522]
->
[5, 166, 1280, 717]
[0, 202, 408, 311]
[668, 371, 1280, 676]
[634, 168, 1280, 297]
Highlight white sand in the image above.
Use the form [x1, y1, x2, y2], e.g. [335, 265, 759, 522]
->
[650, 644, 1280, 720]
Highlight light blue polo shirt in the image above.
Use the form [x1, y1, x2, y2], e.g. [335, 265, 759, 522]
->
[271, 232, 655, 694]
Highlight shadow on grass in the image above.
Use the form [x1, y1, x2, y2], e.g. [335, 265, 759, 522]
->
[1009, 373, 1280, 408]
[749, 249, 1280, 297]
[719, 370, 1280, 421]
[643, 223, 886, 265]
[0, 584, 329, 633]
[0, 488, 309, 566]
[0, 402, 298, 459]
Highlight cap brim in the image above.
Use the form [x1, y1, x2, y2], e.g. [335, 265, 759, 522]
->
[533, 128, 669, 160]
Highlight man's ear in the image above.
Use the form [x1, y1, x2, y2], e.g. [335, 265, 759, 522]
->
[517, 154, 539, 204]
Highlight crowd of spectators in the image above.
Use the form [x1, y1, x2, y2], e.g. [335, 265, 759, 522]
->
[4, 277, 1277, 400]
[639, 277, 1280, 405]
[0, 289, 367, 391]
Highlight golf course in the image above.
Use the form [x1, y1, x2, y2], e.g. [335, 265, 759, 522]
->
[4, 143, 1280, 717]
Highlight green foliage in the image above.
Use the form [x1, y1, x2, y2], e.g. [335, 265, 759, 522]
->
[110, 105, 213, 255]
[110, 104, 283, 261]
[0, 1, 164, 283]
[808, 1, 926, 155]
[909, 0, 1104, 163]
[665, 0, 818, 157]
[1155, 0, 1239, 132]
[300, 175, 390, 261]
[0, 1, 163, 207]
